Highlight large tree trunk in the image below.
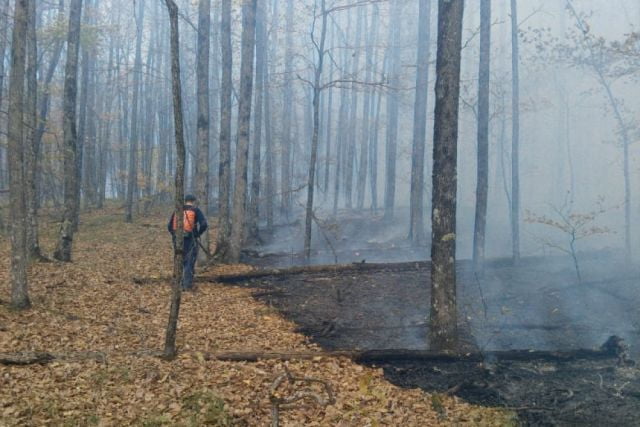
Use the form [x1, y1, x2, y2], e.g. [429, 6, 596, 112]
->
[280, 0, 294, 219]
[303, 0, 328, 260]
[53, 0, 83, 263]
[228, 0, 257, 263]
[8, 0, 30, 309]
[0, 0, 10, 188]
[34, 0, 65, 188]
[510, 0, 520, 264]
[25, 0, 42, 261]
[74, 0, 93, 226]
[263, 0, 276, 231]
[429, 0, 464, 352]
[472, 0, 491, 274]
[409, 0, 432, 246]
[125, 0, 145, 223]
[344, 7, 363, 210]
[356, 6, 379, 210]
[163, 0, 186, 360]
[383, 0, 401, 221]
[215, 0, 233, 261]
[248, 0, 267, 240]
[195, 0, 211, 262]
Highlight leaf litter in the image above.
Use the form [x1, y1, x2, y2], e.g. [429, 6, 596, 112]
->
[0, 207, 515, 426]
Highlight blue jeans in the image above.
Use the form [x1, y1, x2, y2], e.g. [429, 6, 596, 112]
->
[182, 236, 199, 289]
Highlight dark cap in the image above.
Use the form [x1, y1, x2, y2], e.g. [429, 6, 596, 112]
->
[184, 194, 197, 202]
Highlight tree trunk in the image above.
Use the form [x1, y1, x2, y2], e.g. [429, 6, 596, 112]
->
[472, 0, 491, 274]
[24, 0, 42, 261]
[215, 0, 232, 261]
[344, 7, 363, 210]
[0, 0, 10, 189]
[409, 0, 432, 246]
[8, 0, 30, 309]
[34, 0, 65, 199]
[384, 0, 401, 221]
[510, 0, 520, 263]
[429, 0, 464, 352]
[248, 0, 267, 240]
[163, 0, 186, 360]
[53, 0, 83, 263]
[74, 0, 93, 225]
[195, 0, 211, 262]
[303, 0, 328, 260]
[370, 83, 382, 212]
[125, 0, 145, 223]
[280, 0, 294, 219]
[263, 0, 276, 230]
[356, 6, 379, 210]
[228, 0, 257, 263]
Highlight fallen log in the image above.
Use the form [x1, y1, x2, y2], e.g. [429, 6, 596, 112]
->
[0, 351, 106, 365]
[205, 261, 427, 284]
[132, 261, 427, 285]
[1, 340, 629, 366]
[206, 346, 626, 364]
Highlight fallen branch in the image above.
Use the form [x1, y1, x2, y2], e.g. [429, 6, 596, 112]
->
[206, 346, 625, 364]
[132, 261, 426, 285]
[0, 351, 106, 365]
[2, 337, 628, 366]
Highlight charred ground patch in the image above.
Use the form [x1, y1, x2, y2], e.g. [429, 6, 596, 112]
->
[219, 257, 640, 425]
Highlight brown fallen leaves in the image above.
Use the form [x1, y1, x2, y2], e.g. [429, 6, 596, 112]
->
[0, 207, 516, 426]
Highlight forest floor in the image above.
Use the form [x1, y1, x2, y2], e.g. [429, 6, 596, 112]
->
[0, 206, 515, 426]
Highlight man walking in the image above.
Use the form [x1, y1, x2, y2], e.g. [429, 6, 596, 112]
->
[168, 194, 208, 290]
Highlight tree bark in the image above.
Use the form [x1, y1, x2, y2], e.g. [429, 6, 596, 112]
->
[25, 0, 42, 261]
[163, 0, 186, 360]
[280, 0, 294, 218]
[510, 0, 520, 263]
[303, 0, 328, 260]
[215, 0, 233, 261]
[429, 0, 464, 352]
[0, 0, 10, 188]
[53, 0, 83, 263]
[125, 0, 145, 223]
[248, 0, 267, 240]
[472, 0, 491, 274]
[7, 0, 30, 308]
[356, 6, 379, 210]
[409, 0, 432, 246]
[263, 0, 276, 231]
[228, 0, 258, 263]
[195, 0, 211, 262]
[383, 0, 401, 221]
[344, 7, 363, 210]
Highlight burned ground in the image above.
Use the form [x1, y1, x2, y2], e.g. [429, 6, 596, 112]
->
[226, 256, 640, 426]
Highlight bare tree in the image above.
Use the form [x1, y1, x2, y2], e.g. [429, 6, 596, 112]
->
[53, 0, 83, 262]
[25, 0, 43, 261]
[303, 0, 329, 260]
[409, 0, 432, 246]
[248, 0, 267, 240]
[228, 0, 258, 263]
[7, 0, 30, 309]
[125, 0, 145, 223]
[215, 0, 232, 261]
[383, 0, 401, 221]
[472, 0, 491, 274]
[195, 0, 211, 261]
[429, 0, 464, 352]
[510, 0, 521, 264]
[163, 0, 186, 360]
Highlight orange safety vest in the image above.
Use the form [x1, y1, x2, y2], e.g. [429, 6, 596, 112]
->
[173, 209, 197, 233]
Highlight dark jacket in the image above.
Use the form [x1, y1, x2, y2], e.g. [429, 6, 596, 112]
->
[167, 205, 208, 238]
